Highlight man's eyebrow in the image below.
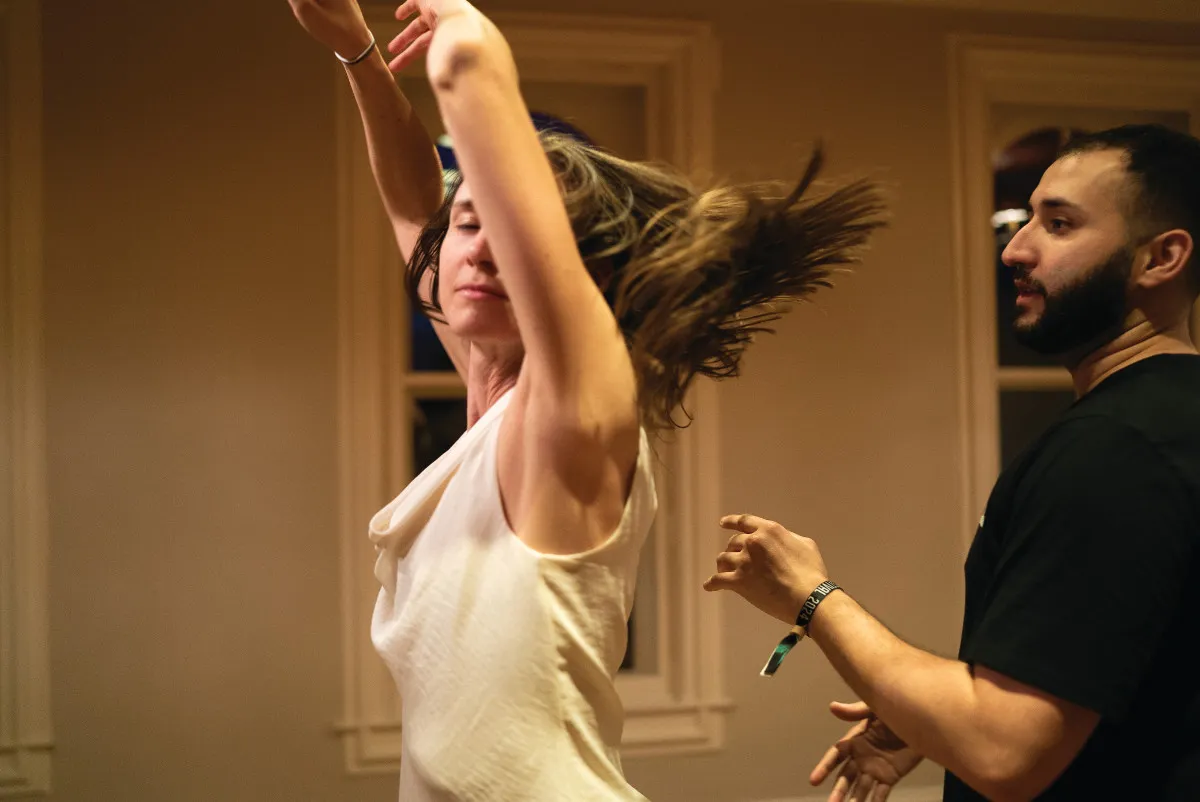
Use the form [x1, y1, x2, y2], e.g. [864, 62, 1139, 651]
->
[1035, 196, 1083, 213]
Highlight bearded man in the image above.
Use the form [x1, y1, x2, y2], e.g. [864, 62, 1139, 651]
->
[706, 124, 1200, 802]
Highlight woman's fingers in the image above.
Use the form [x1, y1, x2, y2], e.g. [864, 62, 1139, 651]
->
[387, 29, 433, 72]
[387, 18, 429, 54]
[394, 0, 419, 21]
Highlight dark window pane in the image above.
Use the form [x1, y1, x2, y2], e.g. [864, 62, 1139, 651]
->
[621, 616, 634, 671]
[999, 390, 1076, 468]
[412, 397, 468, 474]
[622, 533, 659, 674]
[411, 312, 456, 372]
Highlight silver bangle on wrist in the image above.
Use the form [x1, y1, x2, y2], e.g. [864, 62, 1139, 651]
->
[336, 33, 376, 66]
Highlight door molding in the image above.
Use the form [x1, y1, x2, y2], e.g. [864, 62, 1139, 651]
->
[0, 0, 52, 795]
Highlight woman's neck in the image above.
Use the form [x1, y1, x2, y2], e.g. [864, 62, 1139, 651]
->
[464, 343, 523, 426]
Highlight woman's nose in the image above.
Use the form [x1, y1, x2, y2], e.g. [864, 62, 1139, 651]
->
[467, 231, 496, 272]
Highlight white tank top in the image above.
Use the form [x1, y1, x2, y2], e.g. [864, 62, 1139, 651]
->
[369, 389, 657, 801]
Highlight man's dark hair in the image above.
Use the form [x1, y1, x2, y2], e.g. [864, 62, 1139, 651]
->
[1061, 124, 1200, 292]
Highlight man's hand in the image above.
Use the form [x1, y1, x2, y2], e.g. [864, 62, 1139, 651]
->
[811, 701, 924, 802]
[702, 514, 829, 624]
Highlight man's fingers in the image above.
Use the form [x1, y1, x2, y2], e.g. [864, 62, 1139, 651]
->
[870, 783, 893, 802]
[725, 532, 747, 552]
[835, 719, 870, 745]
[848, 776, 876, 802]
[829, 771, 854, 802]
[394, 0, 418, 20]
[702, 571, 738, 592]
[830, 700, 873, 721]
[719, 513, 771, 534]
[810, 743, 846, 785]
[714, 550, 745, 574]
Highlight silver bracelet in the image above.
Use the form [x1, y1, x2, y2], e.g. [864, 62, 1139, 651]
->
[336, 33, 376, 66]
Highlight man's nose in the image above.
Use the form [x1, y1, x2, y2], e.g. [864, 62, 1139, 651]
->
[1001, 221, 1033, 269]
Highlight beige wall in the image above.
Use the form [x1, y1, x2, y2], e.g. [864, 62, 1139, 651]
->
[38, 1, 1200, 800]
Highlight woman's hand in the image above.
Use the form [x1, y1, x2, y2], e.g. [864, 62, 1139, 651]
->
[287, 0, 375, 62]
[385, 0, 475, 73]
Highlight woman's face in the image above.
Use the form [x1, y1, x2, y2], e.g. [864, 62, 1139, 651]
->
[436, 180, 521, 347]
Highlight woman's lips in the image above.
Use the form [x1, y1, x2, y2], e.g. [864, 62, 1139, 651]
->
[457, 284, 507, 300]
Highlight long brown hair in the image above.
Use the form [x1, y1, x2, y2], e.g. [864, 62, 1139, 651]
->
[407, 131, 887, 431]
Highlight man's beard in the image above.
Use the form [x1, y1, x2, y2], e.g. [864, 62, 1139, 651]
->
[1012, 244, 1134, 356]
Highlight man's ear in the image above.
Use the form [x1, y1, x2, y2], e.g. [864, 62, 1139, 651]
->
[1135, 228, 1193, 289]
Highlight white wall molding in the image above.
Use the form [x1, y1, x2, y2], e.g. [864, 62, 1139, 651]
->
[830, 0, 1200, 25]
[948, 34, 1200, 549]
[333, 9, 728, 774]
[0, 0, 52, 796]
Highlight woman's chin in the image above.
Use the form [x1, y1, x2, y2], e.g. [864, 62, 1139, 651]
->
[447, 318, 522, 348]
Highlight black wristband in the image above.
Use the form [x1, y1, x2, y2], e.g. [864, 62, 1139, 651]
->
[794, 580, 841, 630]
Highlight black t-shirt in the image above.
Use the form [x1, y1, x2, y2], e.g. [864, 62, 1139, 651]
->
[945, 354, 1200, 801]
